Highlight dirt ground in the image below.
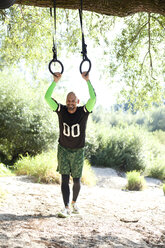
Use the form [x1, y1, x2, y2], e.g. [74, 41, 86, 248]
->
[0, 168, 165, 248]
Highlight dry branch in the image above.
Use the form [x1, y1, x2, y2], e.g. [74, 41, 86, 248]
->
[15, 0, 165, 17]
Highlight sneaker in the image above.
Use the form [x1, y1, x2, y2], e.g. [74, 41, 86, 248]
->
[58, 208, 70, 218]
[71, 202, 80, 214]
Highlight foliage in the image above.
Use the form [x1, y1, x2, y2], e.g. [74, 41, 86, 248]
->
[14, 151, 60, 183]
[147, 107, 165, 132]
[146, 158, 165, 180]
[111, 13, 165, 109]
[163, 184, 165, 195]
[92, 105, 165, 133]
[126, 170, 146, 191]
[0, 6, 52, 67]
[0, 163, 10, 201]
[0, 186, 7, 201]
[0, 69, 59, 164]
[14, 151, 96, 186]
[153, 130, 165, 146]
[86, 119, 165, 175]
[87, 125, 147, 171]
[81, 159, 97, 186]
[0, 163, 13, 177]
[0, 6, 164, 107]
[0, 6, 112, 67]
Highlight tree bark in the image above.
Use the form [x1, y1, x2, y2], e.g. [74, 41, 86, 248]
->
[15, 0, 165, 17]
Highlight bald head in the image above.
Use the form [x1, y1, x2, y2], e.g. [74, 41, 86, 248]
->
[66, 92, 78, 102]
[66, 92, 79, 113]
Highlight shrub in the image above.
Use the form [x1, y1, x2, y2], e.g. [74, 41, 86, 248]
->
[147, 107, 165, 132]
[0, 163, 14, 177]
[163, 184, 165, 195]
[88, 125, 147, 172]
[146, 157, 165, 180]
[0, 187, 7, 202]
[0, 71, 59, 164]
[81, 160, 97, 186]
[14, 151, 60, 184]
[126, 170, 146, 191]
[14, 151, 96, 186]
[153, 130, 165, 146]
[86, 122, 165, 175]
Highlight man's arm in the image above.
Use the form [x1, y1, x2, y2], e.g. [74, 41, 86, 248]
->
[44, 73, 61, 111]
[82, 72, 96, 112]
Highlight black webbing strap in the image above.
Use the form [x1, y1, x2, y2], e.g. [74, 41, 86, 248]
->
[79, 0, 91, 74]
[79, 9, 87, 60]
[49, 0, 64, 75]
[50, 0, 57, 60]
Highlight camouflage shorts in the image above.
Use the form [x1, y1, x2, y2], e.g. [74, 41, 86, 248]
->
[57, 144, 85, 178]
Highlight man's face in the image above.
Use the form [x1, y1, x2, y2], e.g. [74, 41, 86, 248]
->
[66, 93, 78, 113]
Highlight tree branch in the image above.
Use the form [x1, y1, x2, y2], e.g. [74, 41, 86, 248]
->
[131, 21, 148, 44]
[148, 13, 156, 80]
[151, 15, 165, 30]
[15, 0, 165, 17]
[123, 21, 148, 57]
[140, 51, 149, 74]
[148, 13, 152, 70]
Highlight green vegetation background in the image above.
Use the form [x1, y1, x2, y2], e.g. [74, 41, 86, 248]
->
[0, 69, 165, 184]
[0, 6, 165, 184]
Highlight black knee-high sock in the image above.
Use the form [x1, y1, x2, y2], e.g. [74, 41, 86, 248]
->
[61, 175, 70, 207]
[72, 178, 81, 202]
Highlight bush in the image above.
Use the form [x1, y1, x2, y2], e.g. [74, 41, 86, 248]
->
[81, 160, 97, 186]
[153, 130, 165, 146]
[14, 151, 60, 184]
[163, 184, 165, 195]
[0, 70, 59, 164]
[146, 157, 165, 180]
[87, 125, 147, 172]
[0, 186, 7, 202]
[147, 107, 165, 132]
[86, 121, 165, 175]
[14, 151, 96, 186]
[126, 170, 146, 191]
[0, 163, 14, 177]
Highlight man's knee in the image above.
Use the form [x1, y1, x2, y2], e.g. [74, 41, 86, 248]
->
[73, 178, 80, 185]
[61, 174, 70, 185]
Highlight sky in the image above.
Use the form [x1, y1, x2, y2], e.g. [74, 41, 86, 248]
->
[43, 47, 120, 108]
[44, 18, 125, 108]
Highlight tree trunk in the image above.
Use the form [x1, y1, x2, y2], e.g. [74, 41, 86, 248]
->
[15, 0, 165, 17]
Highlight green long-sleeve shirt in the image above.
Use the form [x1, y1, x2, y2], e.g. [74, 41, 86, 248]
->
[45, 80, 96, 112]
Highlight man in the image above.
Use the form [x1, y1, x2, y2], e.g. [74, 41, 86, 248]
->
[45, 72, 96, 217]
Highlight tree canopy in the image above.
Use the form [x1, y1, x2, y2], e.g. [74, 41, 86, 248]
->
[0, 5, 164, 108]
[15, 0, 165, 17]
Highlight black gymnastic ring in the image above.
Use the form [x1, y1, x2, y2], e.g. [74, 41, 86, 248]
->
[79, 58, 91, 75]
[49, 59, 64, 75]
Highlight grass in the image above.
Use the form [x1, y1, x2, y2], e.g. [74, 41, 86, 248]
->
[82, 160, 97, 186]
[0, 163, 14, 177]
[14, 151, 60, 184]
[0, 186, 7, 202]
[163, 184, 165, 195]
[146, 157, 165, 180]
[126, 170, 146, 191]
[0, 164, 10, 201]
[14, 151, 96, 186]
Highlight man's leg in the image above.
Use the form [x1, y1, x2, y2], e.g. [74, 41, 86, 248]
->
[61, 174, 70, 207]
[72, 177, 81, 202]
[71, 178, 81, 214]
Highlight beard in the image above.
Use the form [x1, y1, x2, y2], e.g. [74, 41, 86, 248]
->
[67, 105, 75, 111]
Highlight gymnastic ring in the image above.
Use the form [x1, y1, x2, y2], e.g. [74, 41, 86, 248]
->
[49, 59, 64, 75]
[79, 58, 91, 75]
